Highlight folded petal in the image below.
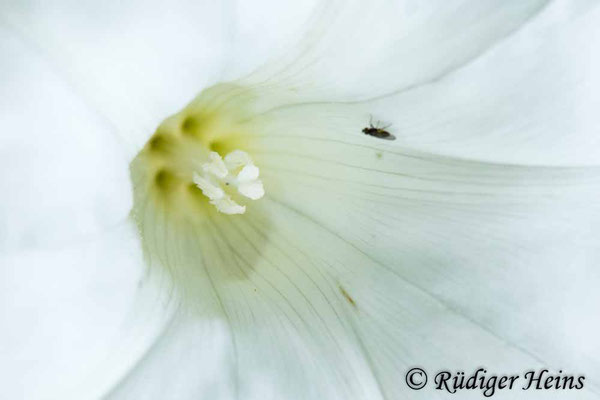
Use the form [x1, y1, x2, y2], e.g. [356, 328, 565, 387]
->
[0, 21, 169, 400]
[0, 223, 161, 399]
[242, 0, 549, 102]
[0, 27, 131, 251]
[365, 0, 600, 164]
[1, 0, 234, 156]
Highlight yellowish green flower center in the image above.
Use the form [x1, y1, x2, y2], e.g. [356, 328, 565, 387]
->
[131, 85, 264, 222]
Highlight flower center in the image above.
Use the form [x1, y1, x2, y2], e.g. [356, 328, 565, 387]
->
[131, 84, 265, 219]
[193, 150, 264, 214]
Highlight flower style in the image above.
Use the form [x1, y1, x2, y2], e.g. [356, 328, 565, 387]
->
[1, 1, 600, 400]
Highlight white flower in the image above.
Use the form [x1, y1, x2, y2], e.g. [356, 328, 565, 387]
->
[1, 1, 600, 400]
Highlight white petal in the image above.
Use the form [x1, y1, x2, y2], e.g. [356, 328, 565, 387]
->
[1, 0, 233, 156]
[2, 0, 550, 154]
[222, 0, 317, 80]
[102, 315, 236, 400]
[0, 27, 131, 252]
[251, 123, 600, 395]
[113, 177, 600, 400]
[115, 201, 385, 400]
[366, 0, 600, 165]
[0, 223, 159, 400]
[242, 0, 548, 103]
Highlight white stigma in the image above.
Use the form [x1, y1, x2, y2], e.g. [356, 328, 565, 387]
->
[193, 150, 264, 215]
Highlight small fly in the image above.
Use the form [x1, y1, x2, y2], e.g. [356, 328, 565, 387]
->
[362, 116, 395, 140]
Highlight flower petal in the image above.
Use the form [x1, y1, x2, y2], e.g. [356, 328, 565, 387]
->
[0, 223, 159, 399]
[112, 203, 387, 399]
[242, 0, 549, 102]
[103, 315, 237, 400]
[246, 113, 600, 395]
[364, 1, 600, 165]
[0, 27, 131, 251]
[1, 0, 234, 156]
[111, 165, 600, 399]
[0, 22, 172, 400]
